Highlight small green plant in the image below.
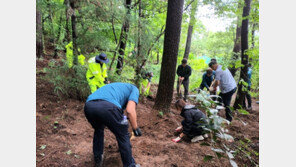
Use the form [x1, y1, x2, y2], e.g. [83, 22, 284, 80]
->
[66, 150, 72, 155]
[158, 111, 164, 117]
[195, 90, 238, 167]
[40, 145, 47, 150]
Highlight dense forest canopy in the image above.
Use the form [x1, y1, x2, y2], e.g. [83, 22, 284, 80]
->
[37, 0, 259, 101]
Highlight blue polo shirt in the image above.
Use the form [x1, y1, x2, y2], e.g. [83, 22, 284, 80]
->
[86, 82, 139, 109]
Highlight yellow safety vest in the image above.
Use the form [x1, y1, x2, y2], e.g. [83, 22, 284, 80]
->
[86, 57, 108, 93]
[140, 78, 151, 96]
[78, 54, 85, 66]
[65, 42, 74, 68]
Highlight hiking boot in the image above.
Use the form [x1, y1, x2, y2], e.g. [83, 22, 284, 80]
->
[191, 135, 204, 143]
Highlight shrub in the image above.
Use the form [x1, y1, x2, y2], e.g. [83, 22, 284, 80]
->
[44, 59, 90, 101]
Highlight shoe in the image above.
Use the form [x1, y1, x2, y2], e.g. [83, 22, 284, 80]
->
[94, 154, 104, 167]
[172, 136, 182, 143]
[226, 116, 232, 122]
[135, 164, 141, 167]
[203, 134, 208, 138]
[95, 161, 103, 167]
[191, 135, 204, 143]
[175, 126, 182, 132]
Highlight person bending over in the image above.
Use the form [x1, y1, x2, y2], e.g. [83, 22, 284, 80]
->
[209, 61, 237, 122]
[84, 83, 142, 167]
[200, 68, 214, 91]
[172, 99, 208, 143]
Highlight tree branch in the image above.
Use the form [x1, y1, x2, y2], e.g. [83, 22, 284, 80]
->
[183, 0, 195, 12]
[139, 25, 165, 70]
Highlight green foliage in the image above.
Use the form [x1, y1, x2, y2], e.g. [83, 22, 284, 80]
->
[194, 90, 238, 166]
[44, 59, 90, 101]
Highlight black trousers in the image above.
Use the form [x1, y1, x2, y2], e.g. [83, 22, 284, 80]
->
[84, 100, 136, 167]
[219, 87, 237, 122]
[177, 79, 189, 100]
[181, 120, 204, 138]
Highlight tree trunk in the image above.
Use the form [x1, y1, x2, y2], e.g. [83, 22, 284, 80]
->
[156, 52, 159, 64]
[53, 13, 63, 58]
[36, 4, 43, 58]
[47, 0, 57, 58]
[154, 0, 185, 111]
[229, 21, 242, 76]
[116, 0, 132, 75]
[183, 0, 198, 59]
[234, 0, 252, 109]
[64, 0, 71, 43]
[135, 0, 143, 88]
[70, 0, 78, 65]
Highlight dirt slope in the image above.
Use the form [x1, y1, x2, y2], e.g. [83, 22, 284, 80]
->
[36, 57, 259, 167]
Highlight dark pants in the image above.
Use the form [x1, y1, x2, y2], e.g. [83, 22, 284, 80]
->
[177, 79, 189, 101]
[219, 87, 237, 122]
[243, 86, 252, 108]
[181, 120, 204, 138]
[84, 100, 136, 167]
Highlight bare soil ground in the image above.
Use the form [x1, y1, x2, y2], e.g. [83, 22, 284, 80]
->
[36, 57, 259, 167]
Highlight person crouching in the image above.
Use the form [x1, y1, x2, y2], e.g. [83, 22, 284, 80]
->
[172, 99, 208, 143]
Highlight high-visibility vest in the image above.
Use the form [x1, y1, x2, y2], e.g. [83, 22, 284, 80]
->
[78, 54, 85, 66]
[140, 78, 151, 96]
[86, 57, 108, 88]
[65, 42, 74, 68]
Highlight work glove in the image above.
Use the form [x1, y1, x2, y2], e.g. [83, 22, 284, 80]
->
[133, 128, 142, 137]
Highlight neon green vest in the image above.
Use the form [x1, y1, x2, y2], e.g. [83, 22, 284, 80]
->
[65, 42, 74, 68]
[86, 57, 108, 92]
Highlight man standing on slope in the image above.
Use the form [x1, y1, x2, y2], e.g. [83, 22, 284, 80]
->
[84, 82, 142, 167]
[176, 58, 192, 101]
[86, 53, 109, 93]
[209, 61, 237, 122]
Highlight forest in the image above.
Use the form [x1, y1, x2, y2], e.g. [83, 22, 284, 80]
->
[36, 0, 259, 166]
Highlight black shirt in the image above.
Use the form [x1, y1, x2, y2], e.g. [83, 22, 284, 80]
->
[180, 106, 207, 136]
[176, 65, 192, 81]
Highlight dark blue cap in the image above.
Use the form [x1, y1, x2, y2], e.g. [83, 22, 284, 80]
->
[95, 53, 109, 64]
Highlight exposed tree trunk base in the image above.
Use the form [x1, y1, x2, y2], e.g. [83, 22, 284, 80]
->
[234, 0, 251, 109]
[154, 0, 185, 111]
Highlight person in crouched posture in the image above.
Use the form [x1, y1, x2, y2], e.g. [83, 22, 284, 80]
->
[172, 99, 208, 143]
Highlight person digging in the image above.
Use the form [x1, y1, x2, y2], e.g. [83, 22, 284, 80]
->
[209, 61, 237, 122]
[84, 82, 142, 167]
[176, 58, 192, 101]
[172, 99, 208, 143]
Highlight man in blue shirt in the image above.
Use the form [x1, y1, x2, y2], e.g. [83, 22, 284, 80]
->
[199, 68, 214, 91]
[84, 83, 142, 167]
